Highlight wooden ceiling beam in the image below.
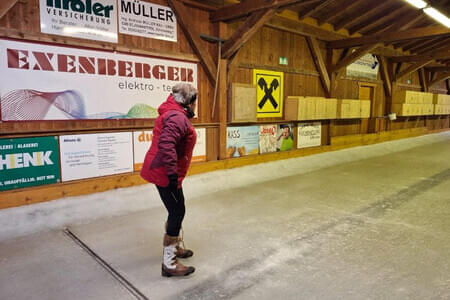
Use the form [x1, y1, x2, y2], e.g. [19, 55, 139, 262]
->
[389, 50, 450, 62]
[426, 66, 450, 72]
[350, 4, 407, 35]
[0, 0, 19, 20]
[333, 1, 391, 31]
[364, 9, 423, 36]
[222, 8, 276, 59]
[318, 0, 363, 26]
[416, 37, 450, 54]
[328, 26, 450, 49]
[167, 0, 217, 85]
[210, 0, 319, 22]
[396, 60, 434, 81]
[404, 37, 440, 52]
[298, 0, 336, 20]
[429, 72, 450, 87]
[330, 43, 381, 74]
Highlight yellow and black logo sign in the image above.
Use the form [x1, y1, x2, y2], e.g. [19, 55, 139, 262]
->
[253, 69, 283, 118]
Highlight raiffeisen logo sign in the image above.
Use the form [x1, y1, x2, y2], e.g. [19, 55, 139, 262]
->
[40, 0, 118, 43]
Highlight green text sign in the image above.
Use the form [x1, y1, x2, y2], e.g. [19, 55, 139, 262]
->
[0, 136, 60, 191]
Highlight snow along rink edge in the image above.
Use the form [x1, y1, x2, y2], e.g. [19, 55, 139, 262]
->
[0, 131, 449, 241]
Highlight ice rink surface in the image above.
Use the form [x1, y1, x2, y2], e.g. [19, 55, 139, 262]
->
[1, 132, 449, 299]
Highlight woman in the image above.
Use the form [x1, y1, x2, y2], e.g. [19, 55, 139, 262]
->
[140, 83, 197, 277]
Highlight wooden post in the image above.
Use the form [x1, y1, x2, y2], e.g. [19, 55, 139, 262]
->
[218, 59, 228, 160]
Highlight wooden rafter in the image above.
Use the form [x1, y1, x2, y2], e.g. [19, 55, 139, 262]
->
[328, 26, 450, 49]
[306, 36, 331, 96]
[405, 37, 441, 52]
[429, 72, 450, 87]
[330, 43, 381, 74]
[350, 4, 407, 35]
[167, 0, 217, 85]
[426, 66, 450, 72]
[210, 0, 319, 22]
[389, 50, 450, 62]
[0, 0, 19, 20]
[318, 0, 363, 26]
[365, 9, 424, 36]
[334, 1, 391, 31]
[298, 0, 336, 20]
[396, 60, 434, 81]
[416, 38, 450, 54]
[222, 8, 276, 59]
[377, 55, 392, 97]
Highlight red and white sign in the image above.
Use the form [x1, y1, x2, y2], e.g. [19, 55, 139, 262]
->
[0, 39, 197, 121]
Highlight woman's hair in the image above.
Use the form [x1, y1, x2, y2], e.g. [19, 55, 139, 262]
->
[172, 83, 198, 106]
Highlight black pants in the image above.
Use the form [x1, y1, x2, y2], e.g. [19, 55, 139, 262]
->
[156, 185, 185, 237]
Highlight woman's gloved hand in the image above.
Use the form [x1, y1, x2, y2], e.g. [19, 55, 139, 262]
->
[167, 174, 178, 190]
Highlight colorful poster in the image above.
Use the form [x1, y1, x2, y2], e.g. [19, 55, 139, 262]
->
[40, 0, 118, 43]
[277, 123, 294, 151]
[253, 69, 283, 118]
[192, 128, 206, 163]
[346, 53, 379, 80]
[298, 122, 321, 149]
[259, 124, 277, 154]
[119, 0, 177, 42]
[60, 132, 133, 181]
[0, 136, 60, 191]
[226, 126, 259, 158]
[0, 39, 197, 121]
[133, 130, 153, 171]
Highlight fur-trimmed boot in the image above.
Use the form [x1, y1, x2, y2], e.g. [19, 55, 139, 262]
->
[162, 234, 195, 277]
[164, 222, 194, 258]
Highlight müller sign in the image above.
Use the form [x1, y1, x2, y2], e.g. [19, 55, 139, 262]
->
[6, 48, 195, 82]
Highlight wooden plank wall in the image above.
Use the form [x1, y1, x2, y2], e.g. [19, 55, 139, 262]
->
[0, 1, 449, 208]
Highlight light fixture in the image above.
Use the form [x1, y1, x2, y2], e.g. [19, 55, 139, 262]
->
[424, 7, 450, 28]
[403, 0, 428, 9]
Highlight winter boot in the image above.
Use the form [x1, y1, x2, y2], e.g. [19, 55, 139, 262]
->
[162, 234, 195, 277]
[164, 222, 194, 258]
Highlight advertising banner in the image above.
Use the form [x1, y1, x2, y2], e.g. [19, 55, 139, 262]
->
[0, 136, 60, 191]
[133, 127, 206, 171]
[259, 124, 277, 154]
[226, 126, 259, 158]
[346, 53, 379, 80]
[253, 69, 283, 118]
[119, 0, 177, 42]
[60, 132, 133, 181]
[192, 128, 206, 163]
[277, 123, 294, 151]
[297, 122, 321, 149]
[40, 0, 118, 43]
[0, 39, 197, 121]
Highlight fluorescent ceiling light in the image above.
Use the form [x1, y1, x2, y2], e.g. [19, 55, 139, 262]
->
[403, 0, 428, 9]
[424, 7, 450, 28]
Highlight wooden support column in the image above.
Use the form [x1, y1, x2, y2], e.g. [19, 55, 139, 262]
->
[429, 72, 450, 87]
[446, 79, 450, 95]
[418, 68, 429, 92]
[0, 0, 18, 20]
[306, 36, 331, 97]
[167, 0, 217, 85]
[377, 55, 392, 97]
[218, 59, 228, 160]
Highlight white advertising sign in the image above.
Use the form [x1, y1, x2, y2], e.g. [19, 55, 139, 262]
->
[60, 132, 133, 181]
[0, 39, 197, 121]
[40, 0, 118, 43]
[119, 0, 177, 42]
[192, 128, 206, 163]
[346, 53, 379, 80]
[297, 122, 321, 149]
[133, 127, 206, 171]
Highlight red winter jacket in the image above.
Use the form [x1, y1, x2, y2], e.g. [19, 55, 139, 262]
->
[140, 95, 197, 188]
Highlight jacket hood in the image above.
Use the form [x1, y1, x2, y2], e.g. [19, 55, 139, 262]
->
[158, 94, 187, 116]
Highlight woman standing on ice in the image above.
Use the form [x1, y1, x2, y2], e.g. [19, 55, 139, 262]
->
[140, 83, 197, 277]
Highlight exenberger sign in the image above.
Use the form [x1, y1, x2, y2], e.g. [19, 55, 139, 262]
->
[0, 39, 197, 121]
[40, 0, 118, 43]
